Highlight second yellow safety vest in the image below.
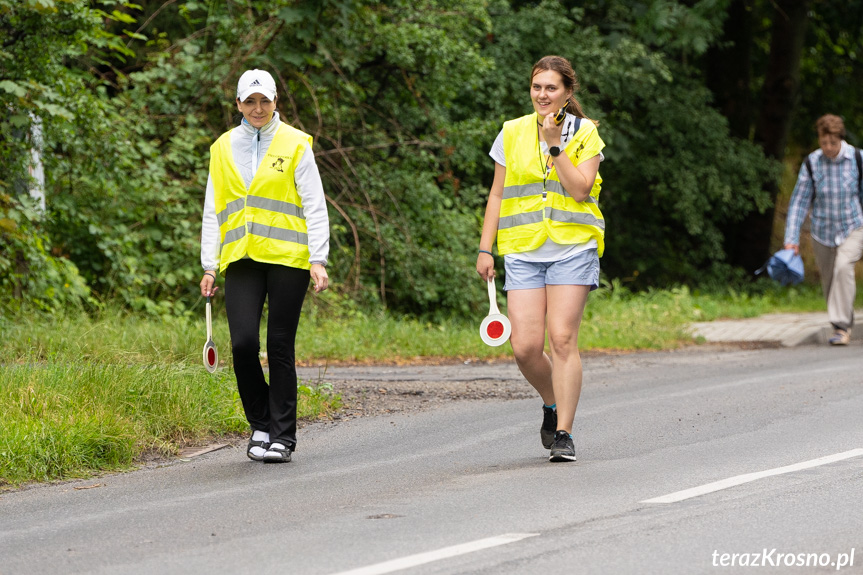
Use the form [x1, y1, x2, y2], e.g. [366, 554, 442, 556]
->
[210, 123, 313, 274]
[497, 113, 605, 256]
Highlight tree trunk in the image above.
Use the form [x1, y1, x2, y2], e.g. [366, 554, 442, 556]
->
[705, 0, 754, 140]
[755, 0, 810, 161]
[13, 252, 26, 300]
[730, 0, 810, 273]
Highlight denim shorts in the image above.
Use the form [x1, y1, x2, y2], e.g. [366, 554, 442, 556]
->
[504, 249, 600, 291]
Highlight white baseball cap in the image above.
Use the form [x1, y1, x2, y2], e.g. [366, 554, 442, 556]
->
[236, 69, 277, 102]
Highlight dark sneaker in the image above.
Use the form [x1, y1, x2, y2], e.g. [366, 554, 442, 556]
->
[541, 405, 558, 449]
[549, 430, 577, 462]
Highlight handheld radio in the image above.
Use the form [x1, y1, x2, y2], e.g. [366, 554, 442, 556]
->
[553, 101, 570, 125]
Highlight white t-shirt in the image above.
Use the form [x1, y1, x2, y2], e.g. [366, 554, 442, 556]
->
[488, 113, 604, 262]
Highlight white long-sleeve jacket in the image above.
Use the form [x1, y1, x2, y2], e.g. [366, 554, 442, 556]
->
[201, 111, 329, 271]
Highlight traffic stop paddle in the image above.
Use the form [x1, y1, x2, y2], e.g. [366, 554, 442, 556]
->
[480, 277, 511, 346]
[203, 295, 218, 373]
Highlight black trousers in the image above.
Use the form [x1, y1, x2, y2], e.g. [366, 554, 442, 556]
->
[224, 259, 309, 447]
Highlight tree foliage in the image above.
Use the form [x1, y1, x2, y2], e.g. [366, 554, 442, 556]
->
[0, 0, 137, 313]
[1, 0, 859, 316]
[793, 1, 863, 150]
[480, 0, 776, 283]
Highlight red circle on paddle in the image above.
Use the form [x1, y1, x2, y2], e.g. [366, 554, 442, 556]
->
[486, 320, 504, 339]
[207, 347, 216, 366]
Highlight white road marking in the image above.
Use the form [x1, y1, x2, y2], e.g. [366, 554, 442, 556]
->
[329, 532, 539, 575]
[642, 448, 863, 504]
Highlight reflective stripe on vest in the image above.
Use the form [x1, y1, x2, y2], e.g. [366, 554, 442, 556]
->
[502, 181, 597, 204]
[217, 198, 245, 227]
[217, 196, 306, 228]
[211, 123, 313, 273]
[498, 208, 605, 231]
[220, 222, 310, 247]
[497, 113, 604, 256]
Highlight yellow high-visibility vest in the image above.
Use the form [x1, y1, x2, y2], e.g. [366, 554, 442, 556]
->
[211, 123, 312, 274]
[497, 113, 605, 256]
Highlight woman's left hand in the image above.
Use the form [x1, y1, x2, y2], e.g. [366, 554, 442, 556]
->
[310, 263, 329, 293]
[540, 113, 564, 147]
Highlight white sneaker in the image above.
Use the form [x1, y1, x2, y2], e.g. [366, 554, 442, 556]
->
[829, 329, 850, 346]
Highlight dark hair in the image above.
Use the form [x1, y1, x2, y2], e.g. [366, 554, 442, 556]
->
[815, 114, 845, 139]
[530, 55, 597, 125]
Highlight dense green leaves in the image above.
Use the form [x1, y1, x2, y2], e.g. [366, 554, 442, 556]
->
[0, 0, 142, 313]
[0, 0, 857, 316]
[793, 2, 863, 150]
[479, 0, 776, 284]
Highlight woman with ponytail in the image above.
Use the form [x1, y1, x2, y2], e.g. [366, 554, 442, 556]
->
[476, 55, 605, 462]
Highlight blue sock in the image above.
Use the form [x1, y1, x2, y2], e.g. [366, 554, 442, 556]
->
[543, 403, 556, 410]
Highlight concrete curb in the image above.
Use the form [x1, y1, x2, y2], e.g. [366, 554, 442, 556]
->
[689, 311, 861, 347]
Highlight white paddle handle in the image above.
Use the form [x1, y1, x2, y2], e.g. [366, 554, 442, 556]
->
[487, 278, 500, 315]
[206, 296, 213, 340]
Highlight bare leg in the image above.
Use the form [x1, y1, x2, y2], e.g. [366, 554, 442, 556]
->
[507, 287, 554, 405]
[546, 284, 590, 433]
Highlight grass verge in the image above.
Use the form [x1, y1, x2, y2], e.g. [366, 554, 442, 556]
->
[0, 280, 842, 486]
[0, 281, 838, 364]
[0, 362, 341, 487]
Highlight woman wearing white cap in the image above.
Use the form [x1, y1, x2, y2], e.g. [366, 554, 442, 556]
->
[199, 69, 330, 463]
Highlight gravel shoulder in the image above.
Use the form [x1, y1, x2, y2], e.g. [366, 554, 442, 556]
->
[300, 359, 533, 422]
[296, 342, 774, 422]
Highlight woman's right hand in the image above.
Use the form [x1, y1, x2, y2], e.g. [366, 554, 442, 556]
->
[476, 252, 495, 282]
[784, 243, 800, 256]
[200, 272, 218, 297]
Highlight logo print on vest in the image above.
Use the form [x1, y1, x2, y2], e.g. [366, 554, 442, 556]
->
[271, 158, 285, 172]
[574, 143, 584, 159]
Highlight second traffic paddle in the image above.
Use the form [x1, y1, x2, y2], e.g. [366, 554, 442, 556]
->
[203, 295, 219, 373]
[480, 277, 511, 347]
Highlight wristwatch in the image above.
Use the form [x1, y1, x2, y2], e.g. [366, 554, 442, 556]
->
[549, 145, 561, 157]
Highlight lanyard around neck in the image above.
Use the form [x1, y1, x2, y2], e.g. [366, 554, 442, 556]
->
[537, 125, 554, 198]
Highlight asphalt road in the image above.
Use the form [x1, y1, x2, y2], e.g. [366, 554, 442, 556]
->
[2, 343, 863, 575]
